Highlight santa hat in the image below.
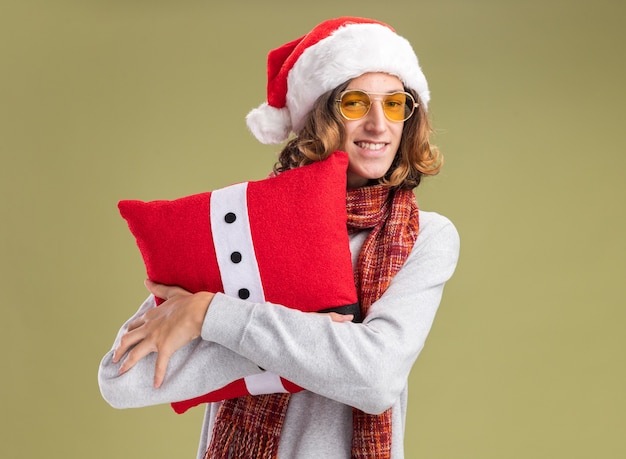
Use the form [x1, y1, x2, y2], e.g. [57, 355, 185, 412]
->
[246, 16, 430, 144]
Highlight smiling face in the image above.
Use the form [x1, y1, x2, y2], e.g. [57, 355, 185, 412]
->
[341, 72, 406, 188]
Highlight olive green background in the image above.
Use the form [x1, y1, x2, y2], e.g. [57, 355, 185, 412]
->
[1, 1, 624, 458]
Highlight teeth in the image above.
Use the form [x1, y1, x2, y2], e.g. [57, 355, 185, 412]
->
[356, 142, 385, 151]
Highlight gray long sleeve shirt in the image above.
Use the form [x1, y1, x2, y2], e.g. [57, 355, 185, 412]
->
[99, 210, 460, 458]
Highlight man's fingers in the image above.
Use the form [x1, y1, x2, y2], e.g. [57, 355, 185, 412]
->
[125, 315, 145, 333]
[327, 312, 354, 323]
[144, 279, 169, 299]
[113, 327, 145, 363]
[144, 279, 188, 301]
[153, 349, 173, 388]
[116, 339, 155, 374]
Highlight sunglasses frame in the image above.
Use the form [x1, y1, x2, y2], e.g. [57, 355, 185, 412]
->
[335, 89, 418, 122]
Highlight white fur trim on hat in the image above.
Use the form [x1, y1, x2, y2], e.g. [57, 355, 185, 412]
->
[246, 102, 293, 145]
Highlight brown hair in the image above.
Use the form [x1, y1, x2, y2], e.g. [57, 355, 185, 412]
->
[274, 82, 442, 190]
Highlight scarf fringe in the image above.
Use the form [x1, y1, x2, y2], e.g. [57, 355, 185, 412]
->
[351, 407, 393, 459]
[205, 394, 289, 459]
[204, 424, 278, 459]
[204, 425, 278, 459]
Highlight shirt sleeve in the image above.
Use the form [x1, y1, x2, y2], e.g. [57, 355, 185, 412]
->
[201, 212, 460, 414]
[97, 295, 264, 409]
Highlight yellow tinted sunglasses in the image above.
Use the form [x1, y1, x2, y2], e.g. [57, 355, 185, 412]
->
[336, 90, 418, 122]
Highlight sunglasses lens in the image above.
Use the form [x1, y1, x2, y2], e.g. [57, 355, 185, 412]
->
[339, 91, 370, 120]
[384, 92, 412, 121]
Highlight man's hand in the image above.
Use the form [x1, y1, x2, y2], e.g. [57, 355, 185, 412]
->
[113, 280, 214, 388]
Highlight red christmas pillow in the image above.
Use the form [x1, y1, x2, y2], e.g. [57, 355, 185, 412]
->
[118, 151, 358, 413]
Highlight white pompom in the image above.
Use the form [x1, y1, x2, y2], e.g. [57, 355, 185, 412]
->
[246, 103, 292, 145]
